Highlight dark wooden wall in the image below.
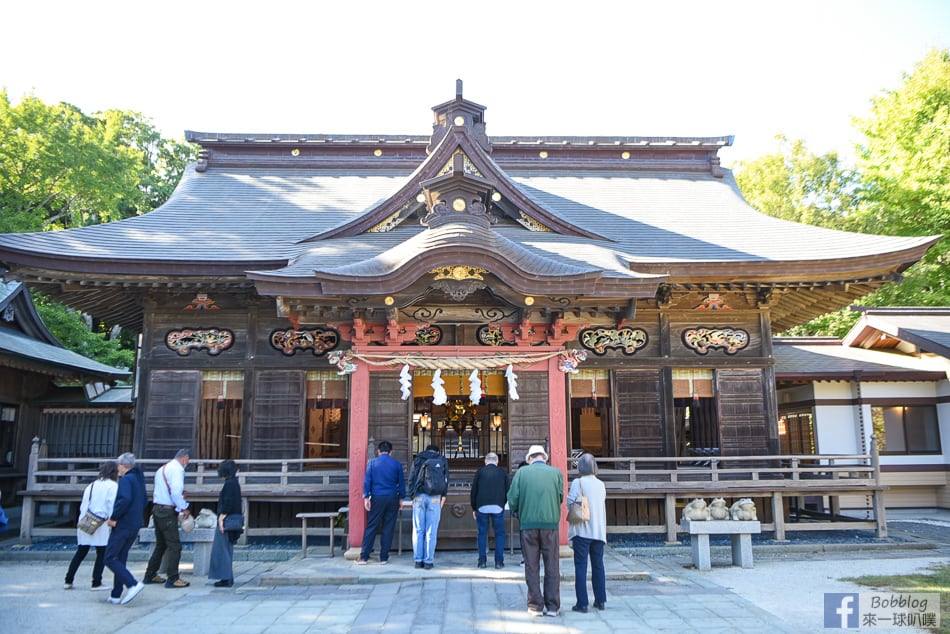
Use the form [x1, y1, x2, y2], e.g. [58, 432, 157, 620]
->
[717, 369, 770, 456]
[507, 371, 549, 469]
[368, 372, 411, 472]
[615, 369, 666, 457]
[140, 370, 200, 459]
[250, 370, 305, 460]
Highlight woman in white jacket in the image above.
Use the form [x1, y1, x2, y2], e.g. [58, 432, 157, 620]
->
[64, 461, 119, 590]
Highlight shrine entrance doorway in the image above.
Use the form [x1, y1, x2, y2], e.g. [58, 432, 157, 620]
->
[411, 370, 508, 473]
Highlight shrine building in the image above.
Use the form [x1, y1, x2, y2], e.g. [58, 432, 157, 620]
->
[0, 83, 939, 547]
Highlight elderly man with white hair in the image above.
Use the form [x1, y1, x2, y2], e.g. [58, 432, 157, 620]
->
[507, 444, 563, 618]
[103, 452, 147, 605]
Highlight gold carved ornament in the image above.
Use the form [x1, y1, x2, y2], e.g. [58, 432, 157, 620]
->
[429, 266, 487, 281]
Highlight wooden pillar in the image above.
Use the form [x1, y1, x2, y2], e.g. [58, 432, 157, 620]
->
[547, 358, 569, 547]
[346, 362, 370, 555]
[772, 492, 787, 541]
[870, 437, 888, 538]
[664, 493, 677, 544]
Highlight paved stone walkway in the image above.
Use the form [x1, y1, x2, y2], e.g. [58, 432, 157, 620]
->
[1, 510, 946, 633]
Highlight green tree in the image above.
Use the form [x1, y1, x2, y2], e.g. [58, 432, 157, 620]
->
[0, 90, 196, 232]
[33, 293, 135, 374]
[734, 135, 862, 228]
[0, 91, 196, 369]
[851, 47, 950, 307]
[736, 49, 950, 335]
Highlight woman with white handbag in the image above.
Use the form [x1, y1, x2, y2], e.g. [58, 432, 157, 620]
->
[65, 461, 119, 590]
[566, 453, 607, 614]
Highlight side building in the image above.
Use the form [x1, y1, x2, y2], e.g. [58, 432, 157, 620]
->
[0, 281, 131, 504]
[775, 307, 950, 513]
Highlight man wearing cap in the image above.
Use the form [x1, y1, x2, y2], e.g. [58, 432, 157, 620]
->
[507, 444, 564, 617]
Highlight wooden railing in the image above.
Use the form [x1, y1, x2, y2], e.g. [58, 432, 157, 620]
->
[567, 445, 886, 543]
[19, 437, 887, 546]
[18, 438, 349, 543]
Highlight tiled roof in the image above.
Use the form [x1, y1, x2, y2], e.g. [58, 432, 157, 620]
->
[773, 338, 949, 379]
[508, 171, 936, 265]
[0, 165, 934, 273]
[0, 327, 130, 380]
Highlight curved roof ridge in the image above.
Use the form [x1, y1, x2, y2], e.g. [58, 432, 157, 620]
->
[311, 220, 600, 280]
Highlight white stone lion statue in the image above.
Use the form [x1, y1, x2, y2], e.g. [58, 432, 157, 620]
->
[729, 498, 757, 521]
[681, 498, 710, 521]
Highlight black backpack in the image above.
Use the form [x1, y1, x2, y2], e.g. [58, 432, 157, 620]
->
[421, 456, 449, 496]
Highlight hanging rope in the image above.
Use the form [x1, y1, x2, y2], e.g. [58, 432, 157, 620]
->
[348, 350, 568, 370]
[328, 348, 587, 377]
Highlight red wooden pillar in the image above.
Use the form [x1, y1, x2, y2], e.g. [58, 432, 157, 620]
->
[547, 357, 569, 546]
[347, 361, 370, 552]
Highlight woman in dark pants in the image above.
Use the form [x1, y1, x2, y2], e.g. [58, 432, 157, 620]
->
[567, 452, 608, 613]
[65, 461, 118, 590]
[209, 459, 242, 587]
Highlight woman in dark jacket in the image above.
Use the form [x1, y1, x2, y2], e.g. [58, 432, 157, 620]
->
[208, 460, 242, 587]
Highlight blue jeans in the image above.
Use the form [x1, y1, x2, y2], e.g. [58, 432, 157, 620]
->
[475, 511, 505, 563]
[412, 494, 442, 563]
[571, 536, 606, 608]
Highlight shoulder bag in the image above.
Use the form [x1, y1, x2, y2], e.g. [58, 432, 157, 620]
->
[77, 482, 107, 535]
[222, 513, 245, 532]
[567, 478, 591, 525]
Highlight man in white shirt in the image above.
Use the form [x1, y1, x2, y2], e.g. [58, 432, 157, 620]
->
[143, 448, 191, 588]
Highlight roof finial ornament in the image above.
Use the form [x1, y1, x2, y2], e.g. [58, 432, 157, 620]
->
[456, 78, 463, 101]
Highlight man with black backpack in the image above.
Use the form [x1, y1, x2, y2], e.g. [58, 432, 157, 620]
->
[407, 444, 449, 569]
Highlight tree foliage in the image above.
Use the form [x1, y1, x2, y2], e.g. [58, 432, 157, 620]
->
[735, 48, 950, 335]
[734, 136, 861, 229]
[32, 293, 135, 373]
[0, 91, 195, 370]
[0, 90, 195, 232]
[851, 48, 950, 307]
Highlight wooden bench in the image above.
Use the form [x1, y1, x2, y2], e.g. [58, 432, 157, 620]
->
[138, 527, 216, 576]
[680, 519, 761, 571]
[296, 507, 348, 558]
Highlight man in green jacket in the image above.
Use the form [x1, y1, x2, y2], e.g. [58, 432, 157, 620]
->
[507, 444, 563, 617]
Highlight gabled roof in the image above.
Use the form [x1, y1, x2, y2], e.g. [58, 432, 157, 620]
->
[773, 336, 949, 382]
[842, 307, 950, 358]
[0, 282, 130, 382]
[0, 279, 59, 343]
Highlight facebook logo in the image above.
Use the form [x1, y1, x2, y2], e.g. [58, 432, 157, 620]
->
[824, 593, 859, 628]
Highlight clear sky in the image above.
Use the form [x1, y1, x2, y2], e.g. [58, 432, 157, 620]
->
[3, 0, 949, 166]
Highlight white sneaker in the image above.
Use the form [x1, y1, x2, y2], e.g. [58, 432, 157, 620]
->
[90, 585, 108, 591]
[120, 581, 145, 605]
[106, 597, 121, 604]
[63, 583, 73, 590]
